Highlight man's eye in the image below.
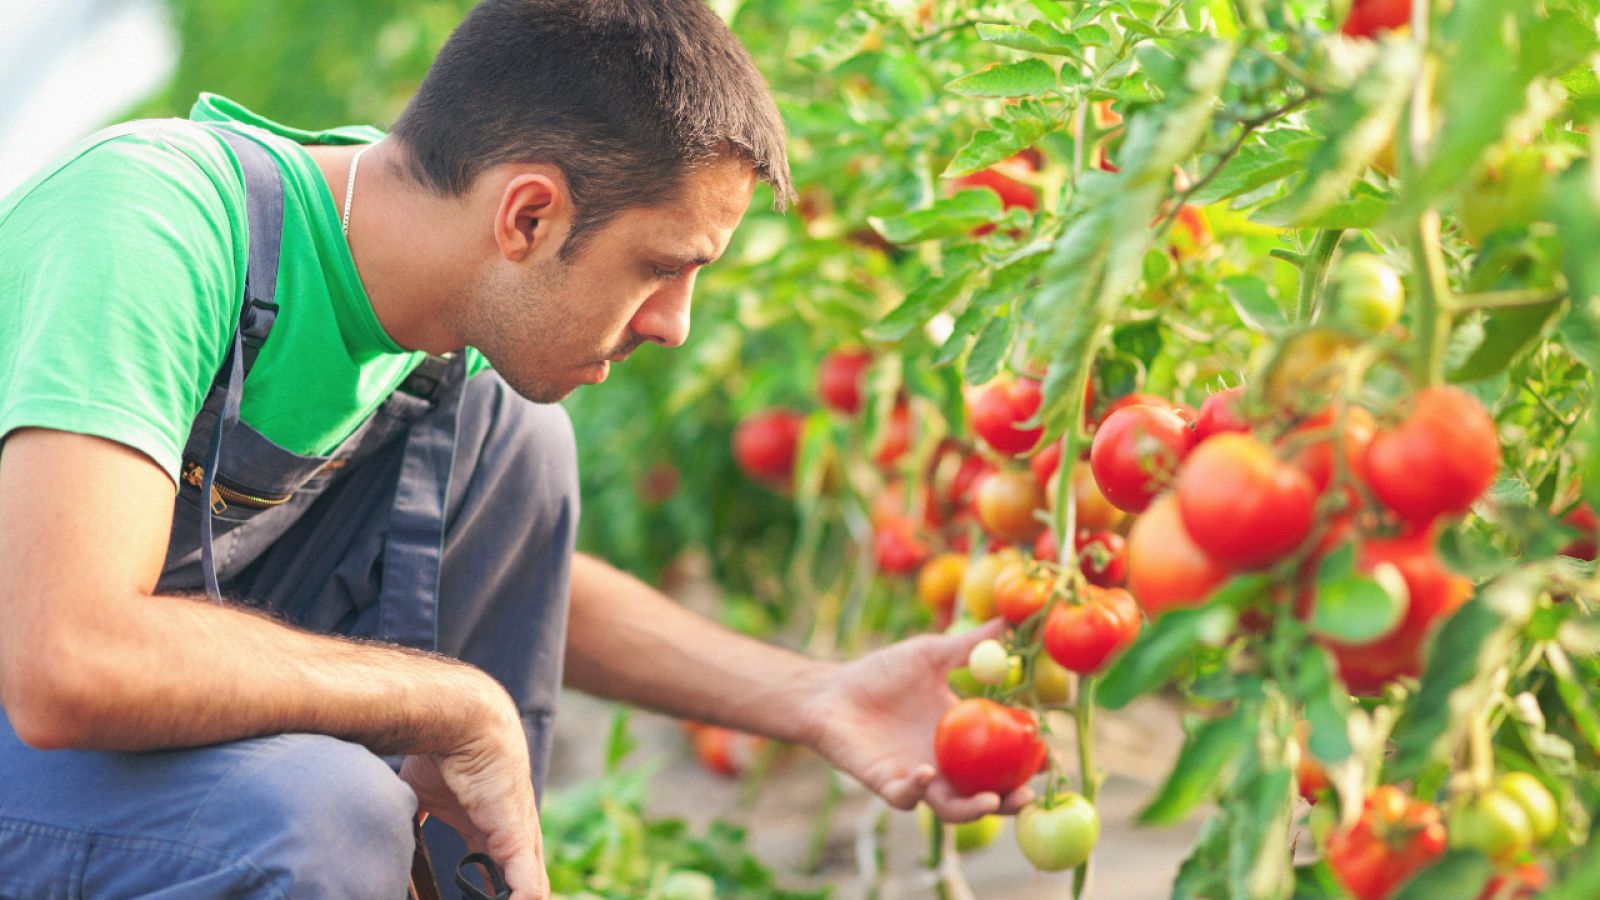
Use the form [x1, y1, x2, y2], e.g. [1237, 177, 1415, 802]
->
[654, 267, 684, 281]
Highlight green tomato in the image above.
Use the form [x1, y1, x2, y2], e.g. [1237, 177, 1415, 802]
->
[947, 666, 984, 698]
[1326, 254, 1403, 335]
[1458, 146, 1555, 244]
[1031, 653, 1073, 706]
[917, 805, 1005, 852]
[1016, 794, 1100, 872]
[1448, 789, 1534, 862]
[1497, 772, 1559, 844]
[659, 870, 717, 900]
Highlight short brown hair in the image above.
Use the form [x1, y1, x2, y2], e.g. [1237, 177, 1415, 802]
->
[391, 0, 793, 259]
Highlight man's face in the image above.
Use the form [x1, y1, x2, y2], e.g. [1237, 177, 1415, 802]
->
[463, 156, 756, 403]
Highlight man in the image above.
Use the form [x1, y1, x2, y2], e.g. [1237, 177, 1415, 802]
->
[0, 1, 1027, 895]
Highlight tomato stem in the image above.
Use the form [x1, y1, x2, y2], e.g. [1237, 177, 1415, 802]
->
[1408, 210, 1452, 387]
[1296, 228, 1345, 324]
[1072, 674, 1099, 900]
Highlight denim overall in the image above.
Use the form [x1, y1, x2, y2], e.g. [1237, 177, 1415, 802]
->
[0, 126, 575, 897]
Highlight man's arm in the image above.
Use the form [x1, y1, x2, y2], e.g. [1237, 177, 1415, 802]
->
[0, 428, 546, 896]
[564, 552, 1030, 821]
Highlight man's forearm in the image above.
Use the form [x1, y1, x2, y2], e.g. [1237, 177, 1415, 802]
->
[20, 588, 506, 756]
[563, 552, 836, 746]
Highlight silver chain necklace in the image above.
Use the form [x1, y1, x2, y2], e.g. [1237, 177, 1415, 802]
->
[340, 143, 375, 237]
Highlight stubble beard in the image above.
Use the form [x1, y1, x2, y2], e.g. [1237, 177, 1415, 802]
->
[461, 258, 576, 405]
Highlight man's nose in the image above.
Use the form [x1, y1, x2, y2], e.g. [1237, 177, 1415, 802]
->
[631, 279, 693, 348]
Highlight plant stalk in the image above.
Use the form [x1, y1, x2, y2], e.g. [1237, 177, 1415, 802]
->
[1296, 228, 1344, 324]
[1072, 675, 1099, 900]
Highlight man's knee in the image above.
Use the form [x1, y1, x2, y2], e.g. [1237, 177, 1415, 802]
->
[205, 734, 418, 896]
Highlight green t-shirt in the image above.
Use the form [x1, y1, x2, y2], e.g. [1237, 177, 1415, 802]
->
[0, 93, 483, 486]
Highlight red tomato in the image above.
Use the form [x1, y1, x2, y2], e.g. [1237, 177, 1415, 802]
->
[933, 698, 1047, 796]
[1175, 433, 1318, 570]
[872, 402, 913, 469]
[975, 469, 1048, 542]
[1341, 0, 1411, 39]
[874, 515, 930, 575]
[1090, 405, 1195, 513]
[817, 348, 872, 415]
[1476, 863, 1547, 900]
[692, 725, 767, 777]
[733, 408, 805, 485]
[1289, 405, 1378, 497]
[947, 453, 994, 515]
[1127, 493, 1230, 618]
[1191, 386, 1251, 445]
[969, 378, 1045, 456]
[993, 563, 1053, 625]
[1077, 530, 1128, 587]
[1560, 503, 1599, 560]
[1317, 530, 1473, 695]
[1034, 528, 1061, 563]
[1043, 585, 1141, 674]
[1362, 386, 1500, 528]
[1326, 786, 1446, 900]
[1030, 440, 1064, 489]
[1097, 392, 1195, 426]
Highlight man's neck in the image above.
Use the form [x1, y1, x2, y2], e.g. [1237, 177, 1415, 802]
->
[303, 141, 473, 355]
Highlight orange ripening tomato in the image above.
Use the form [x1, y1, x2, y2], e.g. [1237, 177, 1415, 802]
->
[917, 553, 967, 620]
[1289, 405, 1377, 498]
[1127, 493, 1229, 618]
[1361, 386, 1499, 528]
[692, 725, 767, 777]
[993, 562, 1053, 625]
[974, 469, 1048, 543]
[1175, 433, 1318, 570]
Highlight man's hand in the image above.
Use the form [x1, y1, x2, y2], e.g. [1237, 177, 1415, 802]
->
[798, 619, 1035, 823]
[399, 687, 548, 899]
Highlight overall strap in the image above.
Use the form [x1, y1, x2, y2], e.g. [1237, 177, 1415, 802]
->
[197, 127, 286, 601]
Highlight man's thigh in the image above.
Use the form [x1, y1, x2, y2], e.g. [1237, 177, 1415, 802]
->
[0, 714, 416, 898]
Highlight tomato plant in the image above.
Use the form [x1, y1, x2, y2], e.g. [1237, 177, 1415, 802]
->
[1041, 585, 1140, 675]
[1326, 786, 1446, 900]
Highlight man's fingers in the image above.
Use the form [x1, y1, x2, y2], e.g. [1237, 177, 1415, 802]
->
[999, 784, 1036, 814]
[922, 778, 1003, 823]
[499, 846, 550, 900]
[879, 765, 936, 810]
[935, 618, 1007, 669]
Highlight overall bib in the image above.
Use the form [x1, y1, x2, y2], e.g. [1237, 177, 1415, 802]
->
[0, 126, 575, 897]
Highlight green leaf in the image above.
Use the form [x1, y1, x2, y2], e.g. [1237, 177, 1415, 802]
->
[795, 10, 875, 71]
[1292, 861, 1348, 899]
[974, 22, 1081, 57]
[1189, 131, 1319, 207]
[1227, 763, 1295, 900]
[1172, 813, 1229, 899]
[934, 304, 988, 367]
[1098, 604, 1236, 709]
[1388, 574, 1535, 781]
[1292, 644, 1354, 765]
[1392, 850, 1493, 900]
[1138, 705, 1255, 825]
[946, 60, 1059, 98]
[1306, 574, 1404, 644]
[946, 116, 1050, 177]
[1112, 319, 1164, 368]
[1255, 41, 1417, 226]
[868, 189, 1004, 244]
[1546, 644, 1600, 760]
[1448, 301, 1565, 383]
[1551, 162, 1600, 373]
[604, 707, 637, 773]
[964, 313, 1015, 386]
[865, 254, 981, 341]
[1221, 274, 1287, 334]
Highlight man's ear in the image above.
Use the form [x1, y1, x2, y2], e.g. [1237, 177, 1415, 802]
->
[493, 167, 570, 262]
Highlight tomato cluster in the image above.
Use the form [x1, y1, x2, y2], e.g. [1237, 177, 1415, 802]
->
[1326, 786, 1446, 899]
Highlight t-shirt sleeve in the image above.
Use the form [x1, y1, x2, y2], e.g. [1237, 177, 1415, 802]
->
[0, 129, 243, 485]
